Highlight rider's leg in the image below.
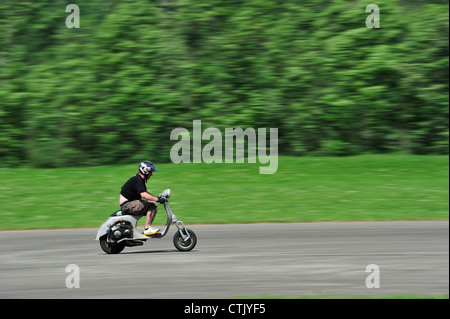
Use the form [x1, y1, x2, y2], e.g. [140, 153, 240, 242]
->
[144, 206, 158, 229]
[122, 200, 159, 235]
[143, 205, 159, 235]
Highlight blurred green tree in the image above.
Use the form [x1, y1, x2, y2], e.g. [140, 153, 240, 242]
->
[0, 0, 448, 167]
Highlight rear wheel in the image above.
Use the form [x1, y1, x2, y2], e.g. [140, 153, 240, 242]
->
[173, 229, 197, 251]
[100, 237, 125, 254]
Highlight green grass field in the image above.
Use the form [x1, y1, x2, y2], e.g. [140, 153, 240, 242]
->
[0, 155, 448, 230]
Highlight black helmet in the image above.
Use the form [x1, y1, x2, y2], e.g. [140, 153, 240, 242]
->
[139, 160, 158, 179]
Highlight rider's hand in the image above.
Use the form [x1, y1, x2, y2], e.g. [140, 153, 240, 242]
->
[157, 196, 166, 204]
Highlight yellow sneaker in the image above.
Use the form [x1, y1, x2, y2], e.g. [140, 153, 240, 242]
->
[143, 227, 160, 236]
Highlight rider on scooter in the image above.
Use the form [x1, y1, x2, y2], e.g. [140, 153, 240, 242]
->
[119, 160, 166, 236]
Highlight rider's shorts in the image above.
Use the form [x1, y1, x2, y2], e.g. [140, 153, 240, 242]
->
[121, 200, 157, 215]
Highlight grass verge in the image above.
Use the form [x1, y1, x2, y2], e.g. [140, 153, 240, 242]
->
[0, 155, 448, 230]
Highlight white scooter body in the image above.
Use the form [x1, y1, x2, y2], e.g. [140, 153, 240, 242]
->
[95, 189, 196, 253]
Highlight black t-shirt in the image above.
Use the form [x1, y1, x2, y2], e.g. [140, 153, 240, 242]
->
[120, 174, 147, 201]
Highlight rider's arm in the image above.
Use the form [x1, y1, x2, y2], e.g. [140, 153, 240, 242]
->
[140, 191, 159, 202]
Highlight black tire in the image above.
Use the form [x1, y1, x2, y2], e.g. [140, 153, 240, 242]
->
[173, 229, 197, 252]
[100, 238, 126, 254]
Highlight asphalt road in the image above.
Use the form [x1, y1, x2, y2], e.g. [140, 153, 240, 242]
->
[0, 221, 448, 298]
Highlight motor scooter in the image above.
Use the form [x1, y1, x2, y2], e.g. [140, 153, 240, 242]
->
[95, 189, 197, 254]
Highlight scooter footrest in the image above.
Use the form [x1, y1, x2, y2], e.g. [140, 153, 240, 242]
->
[125, 240, 144, 247]
[146, 232, 162, 238]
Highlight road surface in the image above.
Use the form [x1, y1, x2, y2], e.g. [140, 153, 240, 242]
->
[0, 221, 448, 298]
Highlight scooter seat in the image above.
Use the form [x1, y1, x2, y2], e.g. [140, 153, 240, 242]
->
[110, 210, 123, 217]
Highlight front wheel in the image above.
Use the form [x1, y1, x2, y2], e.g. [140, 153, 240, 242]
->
[173, 229, 197, 252]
